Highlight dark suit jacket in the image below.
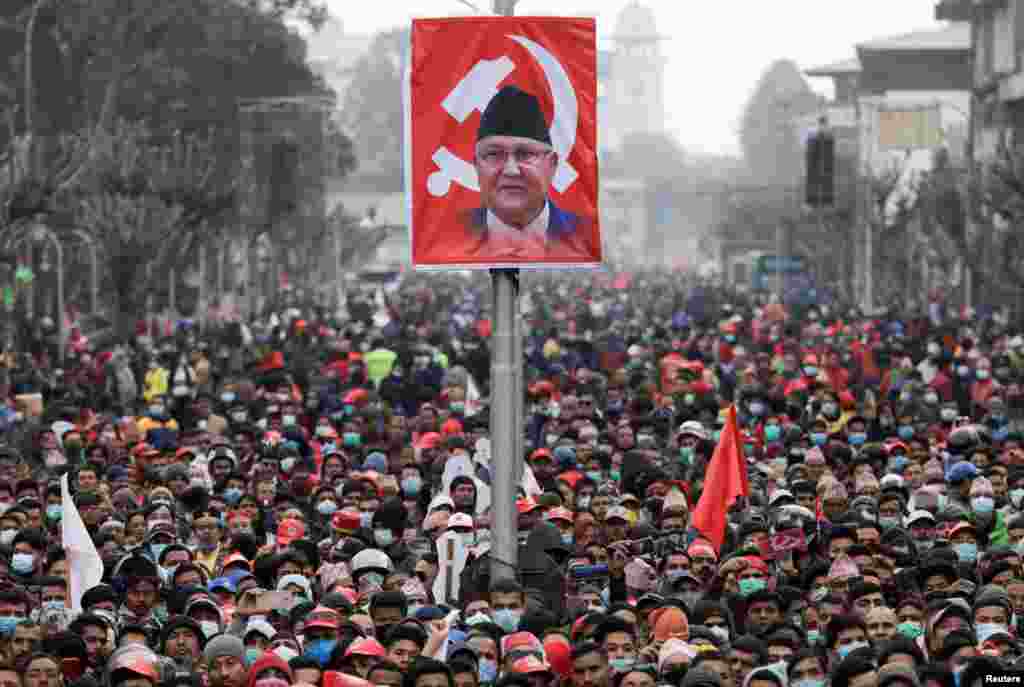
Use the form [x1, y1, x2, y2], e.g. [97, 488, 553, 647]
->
[455, 201, 599, 262]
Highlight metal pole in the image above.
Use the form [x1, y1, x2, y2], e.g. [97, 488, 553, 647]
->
[198, 241, 207, 333]
[90, 241, 98, 316]
[965, 10, 977, 312]
[774, 221, 782, 302]
[490, 0, 520, 586]
[55, 235, 63, 366]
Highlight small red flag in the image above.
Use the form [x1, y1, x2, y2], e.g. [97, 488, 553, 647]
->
[691, 405, 750, 552]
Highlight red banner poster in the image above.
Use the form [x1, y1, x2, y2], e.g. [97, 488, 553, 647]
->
[407, 17, 601, 269]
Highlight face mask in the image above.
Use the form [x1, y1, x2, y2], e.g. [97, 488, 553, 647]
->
[280, 457, 297, 473]
[837, 641, 869, 659]
[359, 512, 374, 529]
[0, 617, 20, 637]
[971, 493, 996, 515]
[793, 681, 825, 687]
[924, 393, 939, 405]
[804, 366, 818, 377]
[585, 470, 602, 483]
[231, 411, 248, 422]
[1011, 488, 1024, 509]
[11, 553, 33, 575]
[343, 433, 361, 448]
[976, 622, 1007, 644]
[303, 638, 337, 667]
[46, 504, 61, 521]
[805, 629, 821, 645]
[603, 658, 634, 676]
[764, 425, 781, 443]
[897, 621, 924, 639]
[878, 516, 901, 530]
[401, 477, 422, 496]
[898, 426, 915, 440]
[609, 470, 621, 482]
[749, 402, 765, 417]
[245, 647, 261, 667]
[708, 626, 729, 643]
[560, 533, 574, 548]
[317, 501, 338, 517]
[200, 620, 220, 639]
[941, 409, 958, 422]
[460, 532, 477, 548]
[954, 542, 978, 563]
[374, 529, 395, 547]
[849, 433, 867, 446]
[811, 433, 827, 446]
[223, 488, 243, 505]
[738, 577, 767, 597]
[479, 658, 498, 683]
[978, 369, 991, 380]
[822, 402, 838, 417]
[493, 608, 521, 633]
[0, 530, 15, 547]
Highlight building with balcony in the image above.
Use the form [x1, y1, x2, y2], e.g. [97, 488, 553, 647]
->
[936, 0, 1024, 157]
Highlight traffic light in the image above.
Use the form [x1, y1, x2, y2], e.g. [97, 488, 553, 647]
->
[805, 130, 835, 207]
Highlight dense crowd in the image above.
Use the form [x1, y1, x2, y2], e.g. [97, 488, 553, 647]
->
[0, 270, 1021, 687]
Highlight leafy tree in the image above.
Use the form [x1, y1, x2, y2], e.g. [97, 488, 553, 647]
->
[340, 28, 406, 187]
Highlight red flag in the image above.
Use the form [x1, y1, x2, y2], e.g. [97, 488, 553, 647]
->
[691, 405, 750, 552]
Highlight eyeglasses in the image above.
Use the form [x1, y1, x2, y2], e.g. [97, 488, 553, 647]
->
[476, 146, 553, 170]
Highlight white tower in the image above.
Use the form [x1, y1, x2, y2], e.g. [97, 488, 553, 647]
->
[606, 2, 666, 151]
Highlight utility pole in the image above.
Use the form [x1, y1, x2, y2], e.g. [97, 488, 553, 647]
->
[489, 0, 522, 586]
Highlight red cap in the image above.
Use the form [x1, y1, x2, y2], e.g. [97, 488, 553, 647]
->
[332, 509, 362, 532]
[305, 606, 341, 630]
[416, 433, 443, 450]
[517, 497, 540, 514]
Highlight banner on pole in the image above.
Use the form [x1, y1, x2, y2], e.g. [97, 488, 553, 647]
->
[406, 17, 601, 269]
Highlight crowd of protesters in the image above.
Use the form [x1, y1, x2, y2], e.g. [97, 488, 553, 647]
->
[0, 270, 1019, 687]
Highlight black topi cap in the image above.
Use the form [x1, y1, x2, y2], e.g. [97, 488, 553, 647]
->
[477, 86, 551, 145]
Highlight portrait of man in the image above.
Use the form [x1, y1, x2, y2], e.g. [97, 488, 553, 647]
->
[457, 85, 598, 261]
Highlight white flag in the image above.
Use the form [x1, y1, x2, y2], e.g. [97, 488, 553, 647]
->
[61, 474, 104, 612]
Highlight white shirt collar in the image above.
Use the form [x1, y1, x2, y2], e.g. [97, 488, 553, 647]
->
[486, 202, 549, 241]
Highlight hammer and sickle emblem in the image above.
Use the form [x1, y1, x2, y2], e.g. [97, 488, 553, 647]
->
[427, 35, 580, 198]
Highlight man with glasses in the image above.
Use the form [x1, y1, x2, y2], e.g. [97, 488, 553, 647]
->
[458, 86, 597, 262]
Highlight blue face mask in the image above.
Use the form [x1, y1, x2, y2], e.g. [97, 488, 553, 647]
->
[223, 488, 243, 505]
[898, 426, 915, 440]
[401, 477, 422, 496]
[493, 609, 522, 633]
[343, 433, 361, 448]
[954, 542, 978, 563]
[46, 504, 61, 521]
[749, 402, 765, 417]
[0, 617, 20, 637]
[793, 681, 825, 687]
[317, 501, 338, 517]
[585, 471, 602, 483]
[764, 425, 781, 443]
[805, 630, 821, 645]
[561, 533, 574, 547]
[11, 553, 33, 576]
[811, 433, 827, 446]
[479, 659, 498, 683]
[609, 470, 621, 482]
[245, 647, 261, 667]
[848, 433, 867, 446]
[304, 639, 337, 667]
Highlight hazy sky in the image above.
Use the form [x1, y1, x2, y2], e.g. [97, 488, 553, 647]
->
[323, 0, 947, 156]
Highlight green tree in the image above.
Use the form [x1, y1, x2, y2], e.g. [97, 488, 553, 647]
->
[340, 28, 406, 187]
